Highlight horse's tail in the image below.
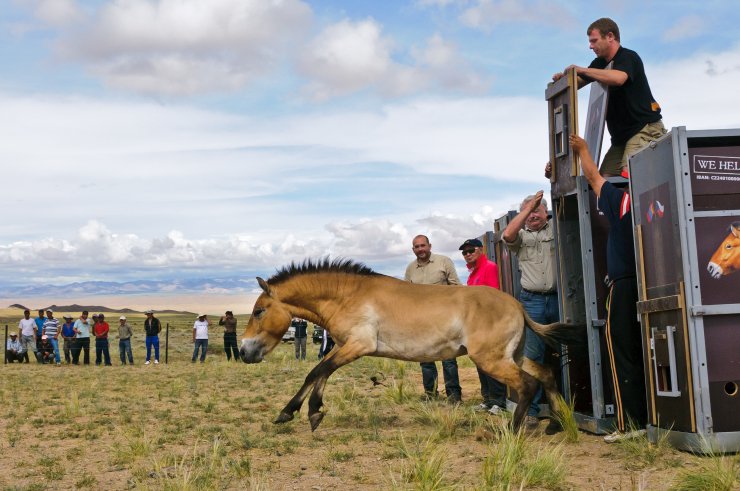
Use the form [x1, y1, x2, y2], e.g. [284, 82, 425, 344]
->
[523, 310, 586, 350]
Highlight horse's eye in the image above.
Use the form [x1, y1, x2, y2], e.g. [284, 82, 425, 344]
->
[253, 307, 266, 318]
[726, 243, 733, 249]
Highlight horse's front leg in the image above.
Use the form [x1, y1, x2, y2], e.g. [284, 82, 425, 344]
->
[306, 340, 371, 431]
[274, 359, 330, 424]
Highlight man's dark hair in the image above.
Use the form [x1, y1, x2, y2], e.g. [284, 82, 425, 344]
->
[588, 17, 620, 42]
[82, 310, 88, 315]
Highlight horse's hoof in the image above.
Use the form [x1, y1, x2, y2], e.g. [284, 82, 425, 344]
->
[309, 412, 325, 431]
[274, 411, 294, 424]
[545, 420, 563, 435]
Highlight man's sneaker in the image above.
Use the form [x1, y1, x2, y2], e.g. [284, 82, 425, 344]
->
[524, 415, 540, 431]
[145, 360, 150, 365]
[474, 403, 491, 412]
[56, 362, 61, 366]
[488, 405, 505, 416]
[603, 429, 646, 444]
[154, 359, 159, 365]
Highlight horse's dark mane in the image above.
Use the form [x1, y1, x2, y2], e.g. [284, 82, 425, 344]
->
[268, 258, 379, 285]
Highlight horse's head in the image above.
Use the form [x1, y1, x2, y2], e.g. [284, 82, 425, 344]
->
[239, 277, 292, 363]
[707, 222, 740, 279]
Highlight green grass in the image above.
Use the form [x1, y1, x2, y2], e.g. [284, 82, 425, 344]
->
[0, 310, 728, 489]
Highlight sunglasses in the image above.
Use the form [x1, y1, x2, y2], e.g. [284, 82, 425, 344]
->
[461, 249, 477, 256]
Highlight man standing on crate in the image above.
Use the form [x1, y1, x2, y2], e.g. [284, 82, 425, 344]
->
[570, 134, 647, 443]
[553, 17, 665, 177]
[405, 234, 463, 404]
[143, 310, 162, 365]
[503, 191, 559, 432]
[219, 311, 240, 362]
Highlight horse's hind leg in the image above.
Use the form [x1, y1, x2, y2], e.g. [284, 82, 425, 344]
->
[473, 358, 538, 431]
[522, 357, 565, 434]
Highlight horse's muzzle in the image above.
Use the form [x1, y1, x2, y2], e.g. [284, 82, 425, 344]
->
[239, 338, 265, 363]
[707, 262, 723, 279]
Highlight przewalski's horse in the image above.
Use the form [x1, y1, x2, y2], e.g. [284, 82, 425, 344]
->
[239, 259, 582, 433]
[707, 222, 740, 279]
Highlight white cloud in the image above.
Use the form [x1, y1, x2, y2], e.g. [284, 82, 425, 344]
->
[21, 0, 83, 26]
[661, 15, 706, 43]
[460, 0, 575, 31]
[298, 18, 400, 100]
[298, 20, 488, 100]
[55, 0, 313, 96]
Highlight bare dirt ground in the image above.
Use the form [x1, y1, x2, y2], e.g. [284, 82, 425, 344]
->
[0, 314, 736, 490]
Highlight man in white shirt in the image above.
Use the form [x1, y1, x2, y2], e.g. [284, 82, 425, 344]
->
[192, 314, 210, 363]
[18, 309, 38, 363]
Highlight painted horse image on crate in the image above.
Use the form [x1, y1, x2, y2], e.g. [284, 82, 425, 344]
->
[707, 222, 740, 279]
[239, 258, 582, 433]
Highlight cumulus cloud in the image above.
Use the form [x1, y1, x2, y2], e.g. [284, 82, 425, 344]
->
[661, 15, 706, 43]
[55, 0, 312, 96]
[298, 19, 488, 99]
[0, 199, 515, 283]
[459, 0, 575, 31]
[19, 0, 83, 26]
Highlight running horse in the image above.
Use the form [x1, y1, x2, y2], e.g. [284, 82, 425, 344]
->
[239, 258, 581, 433]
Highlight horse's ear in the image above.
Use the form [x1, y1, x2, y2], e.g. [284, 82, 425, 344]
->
[731, 222, 740, 238]
[257, 277, 272, 296]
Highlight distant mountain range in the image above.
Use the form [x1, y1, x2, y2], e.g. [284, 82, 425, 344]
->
[6, 303, 196, 315]
[0, 277, 256, 298]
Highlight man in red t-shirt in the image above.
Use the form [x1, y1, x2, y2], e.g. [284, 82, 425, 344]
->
[93, 313, 112, 366]
[459, 239, 508, 417]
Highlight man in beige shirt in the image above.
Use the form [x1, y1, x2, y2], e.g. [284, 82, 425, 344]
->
[404, 234, 462, 403]
[503, 190, 559, 427]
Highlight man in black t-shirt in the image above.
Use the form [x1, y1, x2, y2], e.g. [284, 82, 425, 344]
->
[553, 17, 665, 176]
[569, 134, 647, 444]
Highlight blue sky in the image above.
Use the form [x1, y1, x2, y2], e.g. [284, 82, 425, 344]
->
[1, 0, 740, 310]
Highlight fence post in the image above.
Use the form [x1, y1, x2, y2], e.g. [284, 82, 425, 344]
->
[165, 322, 169, 364]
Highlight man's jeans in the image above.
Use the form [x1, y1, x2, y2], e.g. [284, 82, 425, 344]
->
[72, 337, 90, 365]
[223, 333, 239, 361]
[420, 359, 462, 399]
[146, 335, 160, 362]
[21, 334, 37, 362]
[95, 338, 112, 366]
[119, 338, 134, 364]
[49, 337, 61, 364]
[294, 336, 307, 360]
[520, 290, 560, 416]
[192, 339, 208, 362]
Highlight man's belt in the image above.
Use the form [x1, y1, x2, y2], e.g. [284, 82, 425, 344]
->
[521, 288, 556, 296]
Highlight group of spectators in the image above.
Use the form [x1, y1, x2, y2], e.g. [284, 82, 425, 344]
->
[5, 308, 246, 366]
[8, 308, 160, 366]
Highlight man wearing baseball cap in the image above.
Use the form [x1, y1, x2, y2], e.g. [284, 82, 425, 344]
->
[6, 332, 25, 363]
[459, 238, 508, 420]
[18, 309, 37, 363]
[118, 316, 134, 365]
[143, 310, 162, 365]
[42, 309, 61, 366]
